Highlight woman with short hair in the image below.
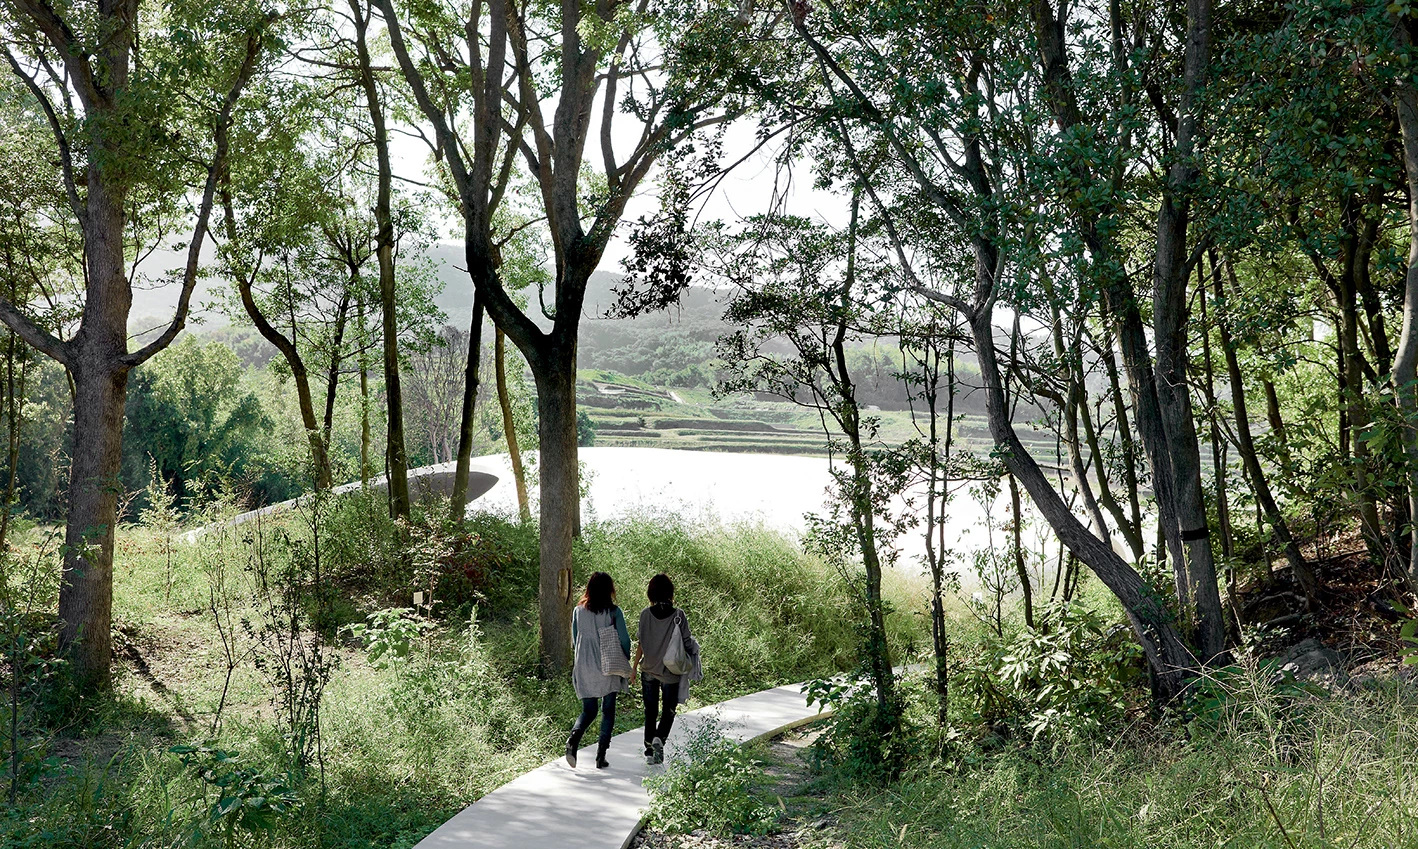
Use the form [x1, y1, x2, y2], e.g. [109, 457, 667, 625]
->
[566, 571, 631, 769]
[631, 572, 698, 765]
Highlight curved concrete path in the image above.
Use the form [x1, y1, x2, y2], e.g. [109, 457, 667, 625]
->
[413, 680, 831, 849]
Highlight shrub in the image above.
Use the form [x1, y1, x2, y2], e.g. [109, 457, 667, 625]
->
[643, 719, 779, 836]
[954, 602, 1143, 747]
[803, 670, 917, 783]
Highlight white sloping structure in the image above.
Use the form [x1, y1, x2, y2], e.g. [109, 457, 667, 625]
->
[182, 460, 500, 541]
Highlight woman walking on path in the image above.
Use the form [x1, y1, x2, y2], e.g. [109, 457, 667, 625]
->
[566, 572, 631, 769]
[631, 573, 700, 765]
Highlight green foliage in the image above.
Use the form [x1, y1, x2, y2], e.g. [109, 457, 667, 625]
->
[576, 409, 597, 447]
[343, 608, 431, 669]
[643, 720, 779, 837]
[954, 603, 1143, 746]
[170, 745, 300, 849]
[803, 672, 917, 784]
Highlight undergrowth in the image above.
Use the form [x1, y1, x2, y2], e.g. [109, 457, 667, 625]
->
[0, 496, 912, 848]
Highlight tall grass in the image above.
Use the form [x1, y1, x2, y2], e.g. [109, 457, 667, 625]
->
[2, 499, 925, 848]
[828, 665, 1418, 848]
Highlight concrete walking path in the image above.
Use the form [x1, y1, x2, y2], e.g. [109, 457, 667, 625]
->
[412, 680, 831, 849]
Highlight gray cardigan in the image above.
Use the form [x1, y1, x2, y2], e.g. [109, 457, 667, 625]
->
[571, 605, 630, 700]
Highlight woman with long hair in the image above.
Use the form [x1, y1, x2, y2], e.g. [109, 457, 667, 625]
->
[566, 571, 631, 769]
[631, 572, 698, 765]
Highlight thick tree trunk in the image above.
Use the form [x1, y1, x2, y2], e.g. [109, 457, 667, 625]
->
[1390, 10, 1418, 589]
[59, 355, 128, 690]
[496, 328, 532, 522]
[957, 270, 1197, 703]
[534, 356, 579, 673]
[450, 297, 486, 520]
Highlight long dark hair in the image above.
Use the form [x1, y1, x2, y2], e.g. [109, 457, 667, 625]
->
[580, 572, 616, 613]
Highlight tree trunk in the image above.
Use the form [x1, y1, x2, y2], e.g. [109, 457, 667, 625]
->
[59, 354, 128, 690]
[1388, 8, 1418, 589]
[496, 328, 532, 522]
[1008, 471, 1034, 629]
[450, 297, 486, 521]
[0, 334, 23, 551]
[1149, 0, 1226, 664]
[352, 0, 410, 519]
[1196, 260, 1232, 561]
[358, 301, 372, 489]
[956, 269, 1198, 703]
[534, 354, 579, 673]
[1216, 257, 1319, 600]
[1099, 327, 1145, 549]
[322, 291, 352, 446]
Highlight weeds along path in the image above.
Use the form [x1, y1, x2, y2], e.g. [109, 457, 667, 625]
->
[413, 680, 832, 849]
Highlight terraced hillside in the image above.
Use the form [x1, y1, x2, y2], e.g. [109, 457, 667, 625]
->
[577, 370, 1060, 459]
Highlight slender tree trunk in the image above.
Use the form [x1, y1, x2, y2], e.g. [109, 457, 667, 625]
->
[1335, 198, 1385, 563]
[358, 301, 372, 489]
[1388, 8, 1418, 588]
[1197, 269, 1231, 556]
[924, 332, 955, 728]
[322, 292, 352, 446]
[1100, 328, 1145, 546]
[0, 334, 22, 552]
[1196, 257, 1242, 640]
[956, 260, 1198, 703]
[1216, 258, 1319, 600]
[232, 267, 332, 489]
[496, 328, 532, 522]
[351, 0, 410, 519]
[1263, 379, 1289, 450]
[450, 297, 486, 521]
[1008, 471, 1034, 629]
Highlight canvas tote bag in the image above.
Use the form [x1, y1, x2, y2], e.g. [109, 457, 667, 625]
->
[662, 612, 694, 675]
[598, 611, 632, 678]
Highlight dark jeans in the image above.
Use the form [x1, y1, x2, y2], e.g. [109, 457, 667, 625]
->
[569, 692, 617, 748]
[643, 677, 681, 748]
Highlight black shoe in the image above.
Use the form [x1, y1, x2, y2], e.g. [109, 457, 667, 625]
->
[596, 756, 610, 769]
[596, 737, 611, 769]
[565, 737, 578, 768]
[644, 742, 655, 764]
[651, 737, 664, 765]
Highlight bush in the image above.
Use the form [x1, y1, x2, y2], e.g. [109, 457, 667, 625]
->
[803, 671, 917, 784]
[953, 602, 1143, 746]
[643, 719, 779, 836]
